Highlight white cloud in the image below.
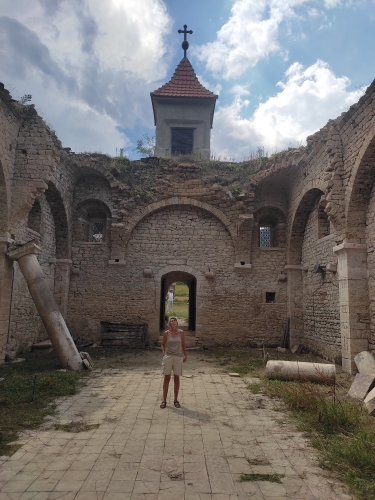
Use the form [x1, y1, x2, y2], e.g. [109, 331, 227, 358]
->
[211, 60, 366, 159]
[230, 85, 251, 96]
[193, 0, 313, 79]
[324, 0, 342, 7]
[308, 8, 321, 16]
[196, 75, 222, 96]
[0, 0, 172, 152]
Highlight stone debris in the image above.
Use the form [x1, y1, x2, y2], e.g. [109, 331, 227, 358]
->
[229, 372, 240, 377]
[348, 373, 375, 400]
[364, 387, 375, 416]
[354, 351, 375, 376]
[80, 351, 94, 370]
[291, 345, 302, 354]
[276, 347, 288, 353]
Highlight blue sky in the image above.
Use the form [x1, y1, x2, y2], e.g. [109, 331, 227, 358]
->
[0, 0, 374, 160]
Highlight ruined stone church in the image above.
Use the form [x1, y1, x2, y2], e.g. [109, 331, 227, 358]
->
[1, 39, 375, 373]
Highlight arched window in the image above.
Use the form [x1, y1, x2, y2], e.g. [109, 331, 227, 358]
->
[73, 200, 111, 243]
[27, 198, 41, 234]
[259, 225, 272, 247]
[89, 218, 105, 242]
[254, 207, 286, 248]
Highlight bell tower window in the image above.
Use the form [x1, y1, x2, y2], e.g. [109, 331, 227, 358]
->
[171, 128, 194, 155]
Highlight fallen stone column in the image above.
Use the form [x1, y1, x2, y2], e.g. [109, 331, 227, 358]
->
[265, 360, 336, 384]
[7, 241, 83, 370]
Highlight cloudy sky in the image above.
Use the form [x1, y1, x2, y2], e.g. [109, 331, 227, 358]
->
[0, 0, 374, 160]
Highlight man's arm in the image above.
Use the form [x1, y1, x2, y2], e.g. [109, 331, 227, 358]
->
[181, 331, 187, 362]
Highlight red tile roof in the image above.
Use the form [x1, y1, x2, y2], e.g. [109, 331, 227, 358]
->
[151, 58, 217, 99]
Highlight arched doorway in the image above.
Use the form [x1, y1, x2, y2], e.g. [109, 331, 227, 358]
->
[159, 271, 196, 331]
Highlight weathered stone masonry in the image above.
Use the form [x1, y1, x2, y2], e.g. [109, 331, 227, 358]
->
[1, 79, 375, 372]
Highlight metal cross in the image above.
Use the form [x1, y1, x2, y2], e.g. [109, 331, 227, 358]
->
[178, 24, 193, 58]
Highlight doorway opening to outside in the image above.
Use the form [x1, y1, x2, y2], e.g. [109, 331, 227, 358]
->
[159, 271, 196, 331]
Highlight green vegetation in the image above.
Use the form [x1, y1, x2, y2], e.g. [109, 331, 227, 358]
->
[169, 284, 189, 323]
[240, 473, 284, 483]
[230, 184, 241, 197]
[0, 352, 89, 456]
[174, 284, 189, 296]
[54, 421, 100, 432]
[111, 148, 130, 170]
[135, 134, 155, 157]
[256, 379, 375, 499]
[208, 347, 375, 500]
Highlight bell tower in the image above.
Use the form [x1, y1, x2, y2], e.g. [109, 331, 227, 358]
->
[151, 25, 218, 160]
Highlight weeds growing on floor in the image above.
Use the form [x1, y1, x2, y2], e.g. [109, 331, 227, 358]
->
[240, 473, 284, 483]
[53, 421, 100, 433]
[0, 352, 89, 456]
[218, 347, 375, 500]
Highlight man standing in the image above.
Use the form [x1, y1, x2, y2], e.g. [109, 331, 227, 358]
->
[166, 288, 174, 313]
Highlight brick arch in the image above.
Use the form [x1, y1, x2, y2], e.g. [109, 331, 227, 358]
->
[346, 126, 375, 243]
[125, 197, 237, 250]
[288, 186, 325, 265]
[75, 198, 112, 219]
[0, 160, 8, 234]
[44, 181, 71, 259]
[253, 206, 286, 224]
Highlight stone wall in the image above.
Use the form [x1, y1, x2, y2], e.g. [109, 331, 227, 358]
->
[301, 199, 340, 361]
[2, 80, 375, 369]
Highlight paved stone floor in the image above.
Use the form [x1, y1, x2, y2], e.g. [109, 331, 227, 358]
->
[0, 358, 354, 500]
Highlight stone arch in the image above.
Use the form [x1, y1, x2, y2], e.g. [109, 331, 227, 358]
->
[44, 181, 71, 259]
[160, 270, 197, 332]
[0, 160, 8, 234]
[73, 199, 112, 243]
[288, 186, 325, 265]
[155, 264, 205, 332]
[73, 174, 112, 209]
[346, 126, 375, 243]
[125, 196, 236, 249]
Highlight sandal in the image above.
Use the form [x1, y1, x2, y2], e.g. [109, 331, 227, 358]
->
[174, 400, 181, 408]
[160, 401, 166, 409]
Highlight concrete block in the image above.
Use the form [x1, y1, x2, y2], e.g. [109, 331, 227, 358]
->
[348, 373, 375, 400]
[364, 387, 375, 416]
[354, 351, 375, 376]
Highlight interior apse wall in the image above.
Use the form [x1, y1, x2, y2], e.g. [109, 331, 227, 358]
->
[301, 200, 340, 361]
[67, 204, 288, 346]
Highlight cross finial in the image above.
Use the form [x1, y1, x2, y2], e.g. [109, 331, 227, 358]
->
[178, 24, 193, 58]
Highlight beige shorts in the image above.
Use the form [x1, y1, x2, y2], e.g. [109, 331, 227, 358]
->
[162, 355, 183, 376]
